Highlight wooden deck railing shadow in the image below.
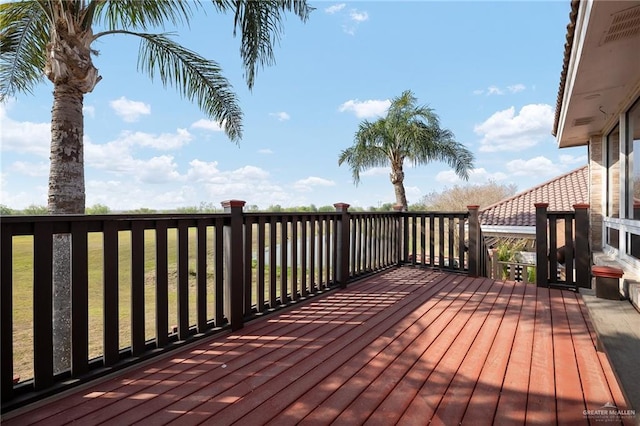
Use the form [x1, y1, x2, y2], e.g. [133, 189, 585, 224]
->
[0, 201, 591, 413]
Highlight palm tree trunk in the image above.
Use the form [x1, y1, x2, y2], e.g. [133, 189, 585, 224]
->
[393, 182, 408, 211]
[49, 84, 85, 373]
[49, 85, 85, 214]
[390, 167, 408, 210]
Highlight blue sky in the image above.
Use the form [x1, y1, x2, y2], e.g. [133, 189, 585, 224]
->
[0, 1, 588, 211]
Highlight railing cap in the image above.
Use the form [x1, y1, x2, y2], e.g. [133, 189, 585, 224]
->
[592, 265, 624, 278]
[221, 200, 246, 209]
[467, 205, 480, 211]
[333, 202, 350, 212]
[573, 203, 589, 209]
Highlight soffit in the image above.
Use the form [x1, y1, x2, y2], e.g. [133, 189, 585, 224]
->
[556, 1, 640, 148]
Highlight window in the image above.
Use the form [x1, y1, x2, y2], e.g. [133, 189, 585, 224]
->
[626, 100, 640, 219]
[606, 126, 620, 218]
[626, 100, 640, 259]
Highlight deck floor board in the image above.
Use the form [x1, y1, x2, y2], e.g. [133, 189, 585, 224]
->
[2, 267, 633, 426]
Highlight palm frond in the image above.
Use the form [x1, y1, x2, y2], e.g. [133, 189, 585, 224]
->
[413, 127, 475, 180]
[0, 1, 50, 101]
[212, 0, 312, 89]
[127, 31, 242, 141]
[92, 0, 196, 31]
[339, 120, 391, 184]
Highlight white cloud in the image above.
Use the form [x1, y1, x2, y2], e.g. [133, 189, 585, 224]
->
[136, 155, 182, 184]
[505, 156, 561, 177]
[350, 10, 369, 22]
[507, 84, 526, 93]
[333, 7, 368, 35]
[10, 161, 49, 177]
[191, 118, 224, 132]
[269, 112, 290, 121]
[83, 105, 95, 118]
[86, 139, 183, 184]
[405, 186, 422, 204]
[338, 99, 390, 118]
[258, 149, 273, 154]
[436, 168, 508, 185]
[0, 103, 50, 157]
[487, 86, 504, 96]
[185, 159, 222, 183]
[0, 172, 47, 209]
[184, 160, 287, 206]
[186, 161, 270, 184]
[475, 104, 554, 152]
[559, 154, 588, 165]
[85, 129, 192, 184]
[109, 96, 151, 122]
[293, 176, 336, 192]
[361, 167, 389, 177]
[474, 84, 526, 96]
[114, 129, 192, 150]
[325, 3, 345, 14]
[86, 180, 195, 210]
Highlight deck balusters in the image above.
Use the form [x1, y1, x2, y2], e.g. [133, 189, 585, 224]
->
[1, 202, 529, 412]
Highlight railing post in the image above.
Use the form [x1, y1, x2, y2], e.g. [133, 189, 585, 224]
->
[535, 203, 549, 288]
[222, 200, 246, 331]
[1, 223, 14, 400]
[393, 205, 406, 264]
[574, 203, 591, 288]
[467, 205, 480, 277]
[334, 203, 351, 288]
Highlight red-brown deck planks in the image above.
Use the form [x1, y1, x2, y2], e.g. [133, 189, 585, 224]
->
[432, 279, 519, 426]
[491, 277, 536, 425]
[549, 288, 589, 425]
[1, 267, 632, 426]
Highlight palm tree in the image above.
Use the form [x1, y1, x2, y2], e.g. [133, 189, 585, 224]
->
[338, 90, 474, 210]
[1, 0, 310, 372]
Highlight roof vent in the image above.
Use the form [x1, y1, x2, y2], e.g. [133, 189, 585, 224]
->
[573, 116, 595, 126]
[602, 5, 640, 44]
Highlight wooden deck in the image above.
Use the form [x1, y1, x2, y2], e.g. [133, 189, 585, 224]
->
[2, 267, 635, 425]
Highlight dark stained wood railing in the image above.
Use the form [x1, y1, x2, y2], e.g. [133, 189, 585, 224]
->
[0, 202, 480, 412]
[535, 203, 590, 289]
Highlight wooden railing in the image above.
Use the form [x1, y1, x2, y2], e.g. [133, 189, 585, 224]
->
[0, 202, 481, 412]
[535, 203, 590, 289]
[490, 259, 536, 284]
[483, 204, 591, 288]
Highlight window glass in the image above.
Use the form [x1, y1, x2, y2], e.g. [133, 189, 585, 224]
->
[606, 126, 620, 218]
[627, 100, 640, 220]
[629, 232, 640, 259]
[608, 227, 619, 249]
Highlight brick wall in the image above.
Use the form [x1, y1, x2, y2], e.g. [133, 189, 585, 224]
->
[589, 136, 603, 249]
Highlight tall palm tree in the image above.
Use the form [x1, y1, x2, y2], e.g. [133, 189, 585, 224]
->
[1, 0, 310, 372]
[339, 90, 474, 210]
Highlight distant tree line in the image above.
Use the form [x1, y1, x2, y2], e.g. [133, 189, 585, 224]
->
[0, 181, 516, 216]
[416, 181, 517, 211]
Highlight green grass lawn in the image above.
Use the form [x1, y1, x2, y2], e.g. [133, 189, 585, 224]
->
[10, 223, 330, 382]
[12, 230, 202, 381]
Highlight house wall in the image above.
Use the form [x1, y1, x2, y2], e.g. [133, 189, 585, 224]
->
[589, 135, 604, 249]
[591, 92, 640, 308]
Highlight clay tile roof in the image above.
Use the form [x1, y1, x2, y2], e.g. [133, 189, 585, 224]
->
[552, 0, 580, 137]
[480, 165, 588, 227]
